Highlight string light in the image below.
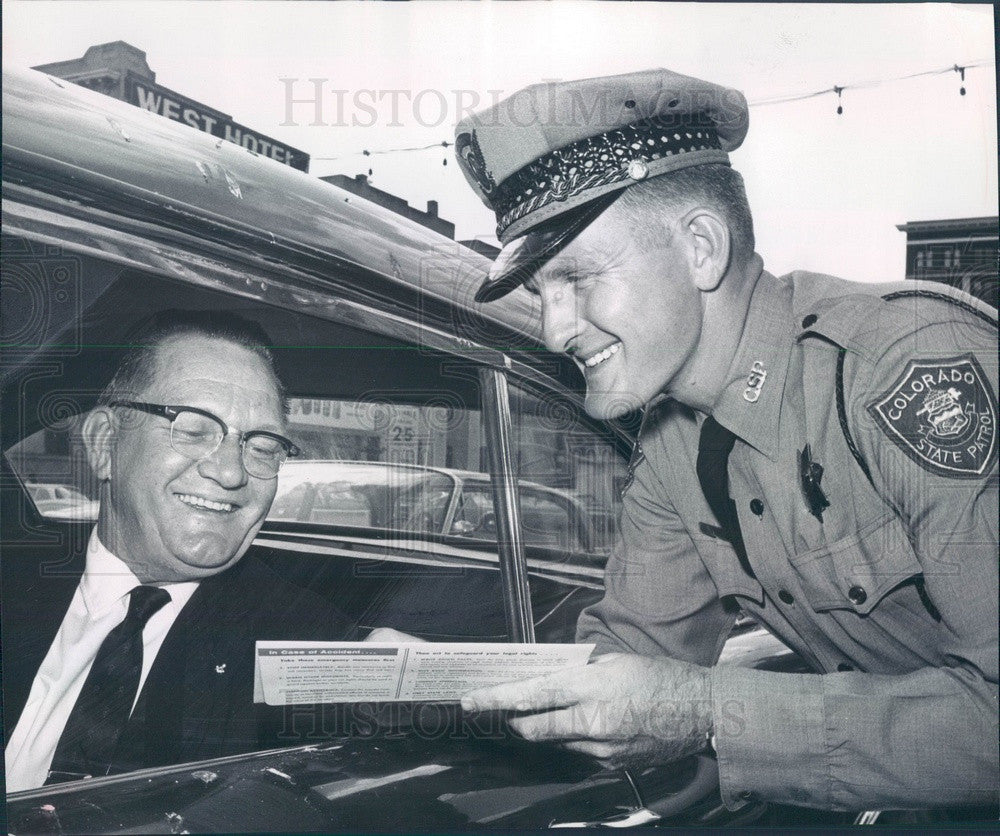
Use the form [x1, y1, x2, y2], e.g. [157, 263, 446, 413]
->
[751, 59, 991, 108]
[315, 59, 993, 163]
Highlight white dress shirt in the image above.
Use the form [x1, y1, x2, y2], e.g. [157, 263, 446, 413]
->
[4, 531, 198, 792]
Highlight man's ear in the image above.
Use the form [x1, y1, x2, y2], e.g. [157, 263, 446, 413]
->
[679, 208, 731, 292]
[81, 407, 116, 481]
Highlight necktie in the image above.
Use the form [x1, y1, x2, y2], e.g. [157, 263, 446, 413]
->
[696, 416, 756, 579]
[47, 585, 171, 783]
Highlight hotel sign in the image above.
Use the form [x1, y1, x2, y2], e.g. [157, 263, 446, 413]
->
[124, 74, 309, 172]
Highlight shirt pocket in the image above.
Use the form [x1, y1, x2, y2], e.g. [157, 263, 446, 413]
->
[788, 513, 921, 615]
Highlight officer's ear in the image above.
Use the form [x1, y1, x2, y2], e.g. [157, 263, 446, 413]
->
[679, 207, 730, 292]
[81, 406, 117, 481]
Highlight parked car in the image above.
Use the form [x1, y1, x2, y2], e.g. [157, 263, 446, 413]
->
[268, 460, 602, 554]
[2, 64, 829, 831]
[23, 483, 89, 505]
[22, 483, 99, 521]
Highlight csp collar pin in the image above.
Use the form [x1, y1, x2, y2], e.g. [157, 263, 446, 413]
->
[743, 361, 768, 403]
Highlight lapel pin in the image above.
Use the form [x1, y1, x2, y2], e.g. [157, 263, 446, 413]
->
[214, 663, 227, 674]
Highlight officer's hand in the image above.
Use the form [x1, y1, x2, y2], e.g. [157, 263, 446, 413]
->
[364, 627, 426, 642]
[461, 653, 713, 771]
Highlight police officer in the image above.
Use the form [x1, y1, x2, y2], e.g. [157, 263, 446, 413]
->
[455, 69, 998, 813]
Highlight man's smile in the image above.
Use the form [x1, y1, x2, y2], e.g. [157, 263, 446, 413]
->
[175, 493, 239, 513]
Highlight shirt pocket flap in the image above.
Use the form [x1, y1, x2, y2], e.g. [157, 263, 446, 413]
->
[790, 514, 920, 614]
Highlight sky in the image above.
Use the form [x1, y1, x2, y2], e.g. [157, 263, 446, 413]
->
[3, 1, 996, 283]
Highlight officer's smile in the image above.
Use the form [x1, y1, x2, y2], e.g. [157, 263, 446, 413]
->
[582, 341, 622, 368]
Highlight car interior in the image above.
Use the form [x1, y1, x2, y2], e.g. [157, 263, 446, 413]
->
[2, 236, 628, 647]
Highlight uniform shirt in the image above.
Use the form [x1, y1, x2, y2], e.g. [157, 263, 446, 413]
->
[578, 261, 998, 811]
[4, 532, 198, 792]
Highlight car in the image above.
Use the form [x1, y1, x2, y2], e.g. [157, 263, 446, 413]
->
[1, 64, 839, 831]
[28, 497, 101, 522]
[20, 483, 99, 521]
[23, 483, 89, 504]
[267, 460, 603, 554]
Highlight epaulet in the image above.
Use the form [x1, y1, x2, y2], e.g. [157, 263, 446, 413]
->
[878, 287, 997, 329]
[800, 280, 996, 362]
[836, 288, 997, 486]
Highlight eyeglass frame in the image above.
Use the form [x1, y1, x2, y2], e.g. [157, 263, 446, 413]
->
[108, 400, 301, 478]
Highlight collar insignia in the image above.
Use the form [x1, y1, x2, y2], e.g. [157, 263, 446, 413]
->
[743, 360, 767, 403]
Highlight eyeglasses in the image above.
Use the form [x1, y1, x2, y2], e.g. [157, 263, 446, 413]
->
[109, 400, 300, 479]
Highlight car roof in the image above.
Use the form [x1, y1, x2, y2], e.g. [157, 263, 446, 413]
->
[4, 66, 609, 449]
[1, 65, 543, 342]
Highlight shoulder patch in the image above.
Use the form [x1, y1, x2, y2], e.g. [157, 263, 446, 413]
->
[867, 354, 997, 478]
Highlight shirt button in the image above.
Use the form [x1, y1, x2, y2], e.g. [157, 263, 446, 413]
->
[778, 589, 795, 605]
[837, 663, 855, 672]
[801, 314, 818, 328]
[848, 585, 868, 605]
[749, 498, 765, 516]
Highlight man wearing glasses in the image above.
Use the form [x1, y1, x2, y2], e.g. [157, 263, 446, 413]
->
[5, 311, 352, 791]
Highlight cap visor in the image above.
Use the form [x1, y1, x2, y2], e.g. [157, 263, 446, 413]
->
[475, 190, 623, 303]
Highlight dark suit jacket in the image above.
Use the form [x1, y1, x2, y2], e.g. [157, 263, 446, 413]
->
[2, 545, 355, 774]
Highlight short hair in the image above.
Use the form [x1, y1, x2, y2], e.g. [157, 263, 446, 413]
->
[616, 163, 755, 261]
[98, 309, 287, 410]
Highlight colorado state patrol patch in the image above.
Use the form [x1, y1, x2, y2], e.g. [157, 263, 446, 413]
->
[868, 354, 997, 478]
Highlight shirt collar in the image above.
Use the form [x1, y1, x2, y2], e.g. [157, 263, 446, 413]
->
[81, 529, 200, 619]
[710, 266, 794, 461]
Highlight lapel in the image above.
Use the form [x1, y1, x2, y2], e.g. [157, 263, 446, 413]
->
[2, 547, 87, 739]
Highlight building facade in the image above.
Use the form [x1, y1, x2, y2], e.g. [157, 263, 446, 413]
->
[33, 41, 310, 171]
[896, 216, 998, 309]
[320, 174, 455, 239]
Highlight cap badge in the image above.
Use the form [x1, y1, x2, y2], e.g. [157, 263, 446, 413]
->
[743, 361, 768, 403]
[626, 159, 649, 181]
[457, 129, 497, 196]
